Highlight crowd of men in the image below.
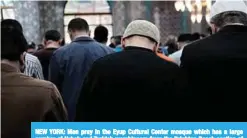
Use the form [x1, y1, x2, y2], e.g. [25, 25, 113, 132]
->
[2, 0, 247, 137]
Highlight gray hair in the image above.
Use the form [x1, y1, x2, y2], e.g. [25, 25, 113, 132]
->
[210, 11, 247, 28]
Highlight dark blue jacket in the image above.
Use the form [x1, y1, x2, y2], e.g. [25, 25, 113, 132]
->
[49, 37, 114, 121]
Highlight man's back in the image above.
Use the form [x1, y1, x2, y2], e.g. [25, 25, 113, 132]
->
[76, 47, 186, 122]
[34, 48, 58, 80]
[181, 25, 247, 121]
[49, 36, 114, 121]
[1, 63, 67, 138]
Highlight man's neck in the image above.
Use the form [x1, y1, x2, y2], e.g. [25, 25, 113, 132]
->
[100, 42, 107, 45]
[73, 32, 89, 40]
[45, 42, 60, 49]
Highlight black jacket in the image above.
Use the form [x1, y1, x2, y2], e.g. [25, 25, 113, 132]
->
[75, 46, 187, 122]
[181, 25, 247, 121]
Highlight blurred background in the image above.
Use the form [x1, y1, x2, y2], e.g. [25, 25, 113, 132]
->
[0, 0, 213, 45]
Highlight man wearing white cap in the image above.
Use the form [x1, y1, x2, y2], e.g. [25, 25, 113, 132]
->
[180, 0, 247, 121]
[75, 20, 186, 122]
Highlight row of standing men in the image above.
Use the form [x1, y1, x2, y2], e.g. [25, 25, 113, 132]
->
[2, 1, 247, 137]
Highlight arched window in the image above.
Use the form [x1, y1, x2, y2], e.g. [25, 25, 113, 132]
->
[0, 1, 15, 20]
[64, 0, 112, 44]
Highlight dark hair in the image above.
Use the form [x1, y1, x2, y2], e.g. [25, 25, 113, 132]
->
[177, 33, 192, 42]
[114, 35, 122, 45]
[28, 42, 36, 49]
[207, 27, 212, 35]
[200, 34, 206, 38]
[68, 18, 89, 32]
[60, 38, 65, 46]
[210, 11, 247, 28]
[2, 28, 27, 61]
[190, 33, 201, 41]
[94, 25, 108, 43]
[165, 35, 178, 55]
[44, 30, 61, 41]
[38, 44, 44, 50]
[1, 19, 23, 32]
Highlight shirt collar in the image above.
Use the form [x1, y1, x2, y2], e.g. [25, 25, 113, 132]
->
[219, 25, 247, 33]
[73, 36, 95, 43]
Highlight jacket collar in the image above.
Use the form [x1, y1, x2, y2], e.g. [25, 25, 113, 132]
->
[219, 25, 247, 33]
[73, 36, 94, 43]
[124, 46, 154, 53]
[1, 62, 20, 73]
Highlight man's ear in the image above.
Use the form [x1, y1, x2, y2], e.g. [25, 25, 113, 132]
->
[121, 38, 125, 48]
[210, 24, 217, 34]
[153, 43, 159, 52]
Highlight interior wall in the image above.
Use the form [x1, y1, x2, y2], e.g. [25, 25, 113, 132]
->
[13, 1, 66, 44]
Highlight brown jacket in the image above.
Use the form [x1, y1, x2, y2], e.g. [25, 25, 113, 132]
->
[1, 63, 68, 138]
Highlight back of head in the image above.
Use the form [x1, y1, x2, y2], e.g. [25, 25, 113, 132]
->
[44, 30, 61, 42]
[68, 18, 89, 32]
[177, 33, 191, 49]
[123, 20, 160, 49]
[165, 35, 178, 54]
[1, 19, 23, 32]
[2, 28, 27, 61]
[177, 33, 192, 43]
[190, 33, 201, 41]
[94, 25, 108, 43]
[210, 0, 247, 31]
[114, 35, 122, 46]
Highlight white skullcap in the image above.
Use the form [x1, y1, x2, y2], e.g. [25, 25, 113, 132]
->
[123, 20, 160, 43]
[210, 0, 247, 20]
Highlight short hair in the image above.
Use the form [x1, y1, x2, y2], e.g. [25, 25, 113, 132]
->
[190, 33, 201, 41]
[44, 30, 61, 41]
[114, 35, 122, 45]
[2, 28, 27, 61]
[1, 19, 23, 32]
[165, 35, 178, 49]
[210, 11, 247, 28]
[68, 18, 89, 32]
[94, 25, 108, 43]
[200, 34, 206, 38]
[207, 27, 212, 35]
[28, 42, 36, 49]
[177, 33, 192, 42]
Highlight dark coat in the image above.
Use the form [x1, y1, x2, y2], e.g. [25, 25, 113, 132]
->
[34, 47, 58, 80]
[180, 25, 247, 121]
[75, 46, 187, 122]
[1, 63, 68, 138]
[49, 37, 114, 121]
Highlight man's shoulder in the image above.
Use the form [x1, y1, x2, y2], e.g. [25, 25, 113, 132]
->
[184, 35, 219, 53]
[2, 73, 56, 96]
[26, 53, 38, 60]
[169, 49, 183, 58]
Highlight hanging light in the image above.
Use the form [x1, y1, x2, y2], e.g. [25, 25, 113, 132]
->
[205, 14, 210, 23]
[180, 3, 185, 12]
[185, 0, 192, 12]
[174, 1, 180, 11]
[205, 7, 211, 23]
[196, 13, 202, 23]
[206, 0, 212, 10]
[191, 13, 196, 23]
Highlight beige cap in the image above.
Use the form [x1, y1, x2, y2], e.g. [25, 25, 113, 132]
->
[123, 20, 160, 43]
[210, 0, 247, 20]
